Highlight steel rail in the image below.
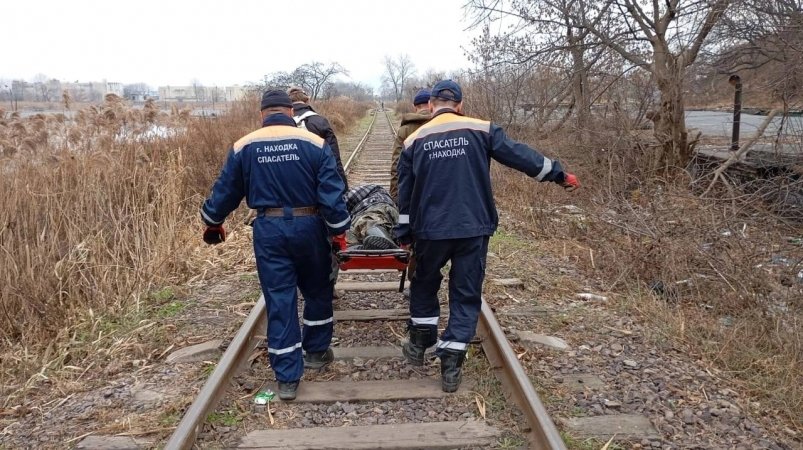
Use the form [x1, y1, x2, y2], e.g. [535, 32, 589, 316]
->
[343, 107, 378, 173]
[384, 107, 397, 138]
[164, 296, 266, 450]
[477, 299, 567, 450]
[164, 108, 381, 450]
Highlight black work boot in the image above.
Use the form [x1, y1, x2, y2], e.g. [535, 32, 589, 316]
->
[278, 380, 300, 400]
[402, 324, 437, 366]
[363, 226, 398, 250]
[439, 349, 467, 393]
[304, 348, 334, 369]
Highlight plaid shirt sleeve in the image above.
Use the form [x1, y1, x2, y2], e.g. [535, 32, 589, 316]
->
[345, 184, 378, 214]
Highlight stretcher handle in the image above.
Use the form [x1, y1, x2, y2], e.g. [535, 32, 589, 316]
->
[336, 249, 410, 264]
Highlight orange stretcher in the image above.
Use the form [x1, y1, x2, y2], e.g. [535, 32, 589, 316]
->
[335, 247, 411, 292]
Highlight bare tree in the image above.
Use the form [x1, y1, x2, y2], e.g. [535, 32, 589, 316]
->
[31, 73, 52, 102]
[471, 0, 734, 169]
[715, 0, 802, 108]
[716, 0, 802, 70]
[468, 0, 607, 131]
[209, 86, 224, 103]
[403, 69, 448, 100]
[463, 36, 544, 128]
[327, 81, 374, 101]
[383, 54, 416, 103]
[123, 83, 150, 100]
[294, 62, 348, 100]
[420, 69, 447, 87]
[257, 62, 347, 100]
[258, 71, 295, 91]
[583, 0, 732, 169]
[700, 0, 802, 192]
[2, 80, 16, 111]
[191, 78, 205, 102]
[11, 80, 27, 107]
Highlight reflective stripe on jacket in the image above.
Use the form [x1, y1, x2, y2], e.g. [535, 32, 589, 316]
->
[394, 109, 565, 242]
[201, 113, 350, 235]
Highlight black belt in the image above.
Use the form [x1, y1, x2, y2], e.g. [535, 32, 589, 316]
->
[261, 206, 319, 217]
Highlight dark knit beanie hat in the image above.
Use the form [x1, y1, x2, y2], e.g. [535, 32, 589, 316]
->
[261, 89, 293, 110]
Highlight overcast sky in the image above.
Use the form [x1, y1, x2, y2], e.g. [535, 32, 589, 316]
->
[3, 0, 477, 90]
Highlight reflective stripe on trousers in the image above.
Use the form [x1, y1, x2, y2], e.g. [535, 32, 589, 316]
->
[409, 236, 489, 352]
[254, 215, 335, 382]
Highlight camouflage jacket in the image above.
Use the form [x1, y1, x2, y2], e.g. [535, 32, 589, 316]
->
[389, 110, 430, 201]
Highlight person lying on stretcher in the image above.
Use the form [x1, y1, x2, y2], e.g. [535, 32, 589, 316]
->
[343, 184, 399, 250]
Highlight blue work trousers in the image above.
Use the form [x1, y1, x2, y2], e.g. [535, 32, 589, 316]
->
[253, 214, 334, 383]
[409, 236, 489, 355]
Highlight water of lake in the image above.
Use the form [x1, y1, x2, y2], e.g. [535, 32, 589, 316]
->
[686, 111, 803, 138]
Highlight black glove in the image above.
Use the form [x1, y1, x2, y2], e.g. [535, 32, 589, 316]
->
[397, 234, 413, 247]
[203, 225, 226, 245]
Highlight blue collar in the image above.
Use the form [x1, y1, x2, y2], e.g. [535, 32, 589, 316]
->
[262, 113, 297, 127]
[432, 108, 461, 119]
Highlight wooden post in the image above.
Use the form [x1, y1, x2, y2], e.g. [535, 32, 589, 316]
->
[729, 74, 742, 151]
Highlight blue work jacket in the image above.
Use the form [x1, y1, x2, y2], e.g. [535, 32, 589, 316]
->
[201, 113, 350, 234]
[395, 109, 566, 242]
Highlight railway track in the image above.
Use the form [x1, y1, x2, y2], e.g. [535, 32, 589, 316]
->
[165, 108, 565, 450]
[344, 107, 396, 190]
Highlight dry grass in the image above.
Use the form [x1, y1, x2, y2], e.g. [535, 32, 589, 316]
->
[314, 96, 373, 134]
[491, 123, 803, 433]
[0, 93, 368, 406]
[393, 101, 413, 115]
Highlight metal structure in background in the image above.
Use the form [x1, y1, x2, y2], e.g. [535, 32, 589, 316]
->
[729, 74, 742, 151]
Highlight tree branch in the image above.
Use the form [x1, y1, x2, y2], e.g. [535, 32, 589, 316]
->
[622, 0, 657, 37]
[579, 0, 652, 69]
[684, 0, 733, 66]
[700, 109, 780, 197]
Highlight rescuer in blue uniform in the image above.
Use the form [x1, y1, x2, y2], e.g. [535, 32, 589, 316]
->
[395, 80, 580, 393]
[200, 90, 350, 400]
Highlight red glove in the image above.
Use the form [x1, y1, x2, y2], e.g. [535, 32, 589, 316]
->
[561, 173, 580, 191]
[203, 225, 226, 245]
[331, 233, 347, 252]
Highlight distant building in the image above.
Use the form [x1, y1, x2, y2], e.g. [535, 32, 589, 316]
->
[11, 80, 36, 101]
[159, 86, 195, 102]
[105, 82, 124, 97]
[63, 80, 123, 102]
[126, 90, 159, 101]
[46, 79, 63, 98]
[225, 85, 245, 101]
[158, 85, 246, 102]
[62, 82, 99, 102]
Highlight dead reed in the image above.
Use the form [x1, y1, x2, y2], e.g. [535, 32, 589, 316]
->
[491, 123, 802, 432]
[0, 92, 372, 405]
